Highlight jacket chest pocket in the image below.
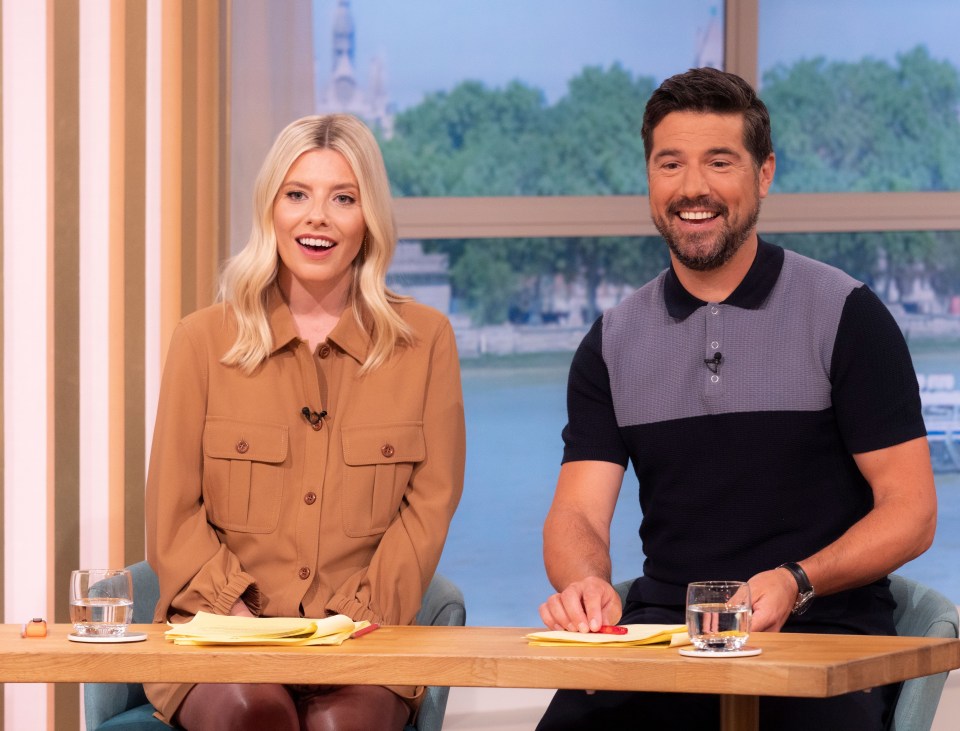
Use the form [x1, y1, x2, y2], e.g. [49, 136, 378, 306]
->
[341, 422, 425, 537]
[202, 418, 288, 533]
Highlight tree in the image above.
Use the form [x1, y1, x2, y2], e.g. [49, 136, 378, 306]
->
[381, 65, 661, 324]
[382, 80, 549, 197]
[763, 47, 960, 193]
[382, 50, 960, 321]
[761, 46, 960, 301]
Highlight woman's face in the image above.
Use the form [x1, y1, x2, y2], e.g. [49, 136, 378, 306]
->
[273, 148, 366, 302]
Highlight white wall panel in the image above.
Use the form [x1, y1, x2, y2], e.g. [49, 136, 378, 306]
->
[2, 1, 50, 727]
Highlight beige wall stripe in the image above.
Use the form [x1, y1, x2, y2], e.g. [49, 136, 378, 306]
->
[51, 0, 81, 725]
[123, 0, 147, 567]
[160, 0, 183, 359]
[195, 0, 221, 308]
[179, 2, 198, 317]
[108, 0, 127, 570]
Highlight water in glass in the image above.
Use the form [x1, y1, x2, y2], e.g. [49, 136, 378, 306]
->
[686, 580, 752, 652]
[69, 569, 133, 637]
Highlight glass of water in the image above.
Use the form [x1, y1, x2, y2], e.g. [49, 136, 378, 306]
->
[686, 580, 752, 652]
[69, 569, 134, 637]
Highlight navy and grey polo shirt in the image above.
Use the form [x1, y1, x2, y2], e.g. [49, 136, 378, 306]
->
[562, 239, 925, 622]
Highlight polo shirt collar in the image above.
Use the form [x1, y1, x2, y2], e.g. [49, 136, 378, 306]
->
[663, 237, 784, 320]
[265, 282, 372, 364]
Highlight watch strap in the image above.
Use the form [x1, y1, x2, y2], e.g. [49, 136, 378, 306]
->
[778, 561, 815, 614]
[778, 562, 813, 594]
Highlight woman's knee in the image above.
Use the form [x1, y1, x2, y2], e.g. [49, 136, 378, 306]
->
[299, 685, 410, 731]
[177, 683, 299, 731]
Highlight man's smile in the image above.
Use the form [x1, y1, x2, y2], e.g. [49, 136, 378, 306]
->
[677, 210, 719, 222]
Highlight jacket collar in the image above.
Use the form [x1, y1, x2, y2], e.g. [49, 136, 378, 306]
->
[327, 306, 373, 364]
[265, 282, 372, 364]
[663, 237, 784, 321]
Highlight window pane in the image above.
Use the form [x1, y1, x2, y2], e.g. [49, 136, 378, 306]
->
[389, 237, 663, 624]
[312, 0, 724, 197]
[446, 351, 645, 625]
[759, 0, 960, 192]
[388, 237, 668, 329]
[412, 232, 960, 623]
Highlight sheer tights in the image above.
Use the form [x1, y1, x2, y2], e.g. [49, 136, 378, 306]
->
[175, 682, 410, 731]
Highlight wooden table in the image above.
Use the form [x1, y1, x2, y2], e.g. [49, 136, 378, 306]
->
[2, 624, 958, 731]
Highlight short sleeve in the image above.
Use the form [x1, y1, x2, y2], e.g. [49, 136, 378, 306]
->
[830, 285, 926, 454]
[561, 316, 630, 467]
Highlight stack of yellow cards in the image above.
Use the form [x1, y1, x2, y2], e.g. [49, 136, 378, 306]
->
[526, 624, 690, 648]
[165, 611, 368, 647]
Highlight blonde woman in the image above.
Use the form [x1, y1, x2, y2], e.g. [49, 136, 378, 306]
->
[145, 115, 466, 731]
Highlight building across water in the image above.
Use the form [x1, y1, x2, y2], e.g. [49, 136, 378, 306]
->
[315, 0, 394, 137]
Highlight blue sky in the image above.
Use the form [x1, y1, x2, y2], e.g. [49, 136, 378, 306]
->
[759, 0, 960, 73]
[312, 0, 960, 111]
[312, 0, 721, 109]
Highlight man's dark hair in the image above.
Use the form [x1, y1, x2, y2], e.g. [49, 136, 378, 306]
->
[641, 67, 773, 168]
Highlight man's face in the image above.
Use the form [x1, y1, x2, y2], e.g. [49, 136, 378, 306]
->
[647, 111, 775, 272]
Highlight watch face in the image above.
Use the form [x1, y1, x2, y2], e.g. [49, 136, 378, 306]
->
[795, 591, 814, 615]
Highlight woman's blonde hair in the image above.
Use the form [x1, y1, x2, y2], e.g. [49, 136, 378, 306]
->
[219, 114, 412, 374]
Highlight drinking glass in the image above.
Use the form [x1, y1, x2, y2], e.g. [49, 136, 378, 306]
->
[685, 580, 752, 652]
[69, 569, 134, 637]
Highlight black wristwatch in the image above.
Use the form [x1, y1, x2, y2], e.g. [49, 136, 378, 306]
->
[778, 562, 815, 615]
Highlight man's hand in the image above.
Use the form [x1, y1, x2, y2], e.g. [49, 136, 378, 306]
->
[748, 568, 798, 632]
[539, 576, 622, 633]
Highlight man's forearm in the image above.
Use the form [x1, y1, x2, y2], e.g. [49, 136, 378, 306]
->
[799, 437, 936, 597]
[543, 507, 613, 590]
[801, 502, 935, 597]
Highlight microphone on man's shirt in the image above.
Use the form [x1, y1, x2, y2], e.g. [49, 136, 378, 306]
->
[704, 352, 722, 374]
[301, 406, 327, 430]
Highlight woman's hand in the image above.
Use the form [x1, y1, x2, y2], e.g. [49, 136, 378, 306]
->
[228, 597, 255, 617]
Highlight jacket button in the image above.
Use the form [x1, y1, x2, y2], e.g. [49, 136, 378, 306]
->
[304, 492, 317, 505]
[298, 567, 311, 580]
[381, 444, 395, 458]
[318, 344, 332, 359]
[235, 440, 249, 454]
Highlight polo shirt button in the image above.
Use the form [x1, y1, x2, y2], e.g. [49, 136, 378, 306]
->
[711, 375, 720, 383]
[381, 444, 395, 458]
[235, 440, 249, 454]
[304, 492, 317, 505]
[298, 567, 311, 580]
[711, 341, 719, 349]
[318, 344, 332, 359]
[710, 306, 719, 315]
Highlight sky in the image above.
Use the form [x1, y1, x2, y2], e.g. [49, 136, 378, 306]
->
[312, 0, 960, 112]
[759, 0, 960, 74]
[312, 0, 722, 109]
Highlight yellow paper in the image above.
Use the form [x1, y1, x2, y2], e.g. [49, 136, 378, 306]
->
[526, 624, 690, 648]
[165, 611, 365, 646]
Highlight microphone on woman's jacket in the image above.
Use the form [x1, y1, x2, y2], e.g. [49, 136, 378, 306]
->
[301, 406, 327, 430]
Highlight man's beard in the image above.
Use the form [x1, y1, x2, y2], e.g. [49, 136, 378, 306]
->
[653, 195, 761, 272]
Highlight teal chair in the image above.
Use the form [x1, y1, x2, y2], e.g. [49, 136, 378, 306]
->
[888, 574, 958, 731]
[613, 573, 958, 731]
[84, 561, 466, 731]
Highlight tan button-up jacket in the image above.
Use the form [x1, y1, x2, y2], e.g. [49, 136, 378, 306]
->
[144, 287, 465, 719]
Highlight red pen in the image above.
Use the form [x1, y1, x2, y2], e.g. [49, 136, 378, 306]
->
[351, 623, 380, 639]
[595, 625, 628, 635]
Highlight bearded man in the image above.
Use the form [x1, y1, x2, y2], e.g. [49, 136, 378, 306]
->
[536, 67, 936, 731]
